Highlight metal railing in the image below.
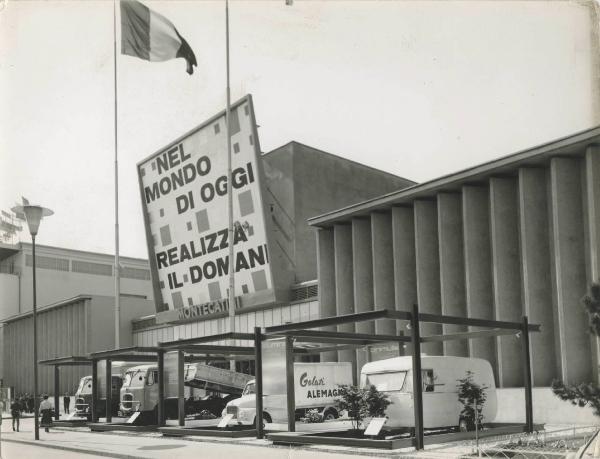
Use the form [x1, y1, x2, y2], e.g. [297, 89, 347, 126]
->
[404, 426, 599, 458]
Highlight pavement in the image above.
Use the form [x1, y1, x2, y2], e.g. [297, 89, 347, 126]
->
[0, 417, 397, 459]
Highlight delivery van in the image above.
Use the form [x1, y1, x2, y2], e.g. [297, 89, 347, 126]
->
[119, 363, 252, 421]
[224, 362, 353, 425]
[74, 362, 129, 419]
[360, 356, 497, 430]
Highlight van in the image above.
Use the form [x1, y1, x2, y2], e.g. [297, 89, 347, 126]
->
[360, 356, 497, 430]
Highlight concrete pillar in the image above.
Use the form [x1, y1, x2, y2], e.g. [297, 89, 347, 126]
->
[372, 212, 396, 330]
[317, 228, 337, 362]
[549, 157, 591, 383]
[518, 168, 557, 386]
[584, 147, 600, 383]
[437, 193, 468, 357]
[334, 224, 356, 369]
[462, 186, 497, 381]
[489, 177, 523, 387]
[414, 200, 443, 355]
[353, 217, 375, 370]
[371, 212, 397, 360]
[392, 207, 417, 356]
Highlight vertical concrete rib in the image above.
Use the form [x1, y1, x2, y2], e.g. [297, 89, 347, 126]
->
[462, 185, 497, 381]
[518, 168, 557, 386]
[489, 177, 524, 387]
[550, 157, 591, 383]
[584, 146, 600, 383]
[334, 224, 356, 367]
[353, 217, 375, 369]
[437, 193, 468, 357]
[317, 228, 337, 362]
[371, 212, 397, 360]
[392, 207, 417, 356]
[414, 200, 443, 355]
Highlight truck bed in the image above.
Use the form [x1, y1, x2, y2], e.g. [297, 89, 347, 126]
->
[184, 364, 253, 395]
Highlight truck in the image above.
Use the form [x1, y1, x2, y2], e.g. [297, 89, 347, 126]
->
[119, 363, 252, 422]
[74, 373, 124, 419]
[224, 362, 353, 425]
[360, 356, 497, 431]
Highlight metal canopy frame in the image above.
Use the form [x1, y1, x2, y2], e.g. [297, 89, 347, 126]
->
[39, 356, 92, 421]
[156, 331, 263, 435]
[261, 306, 539, 450]
[87, 346, 162, 424]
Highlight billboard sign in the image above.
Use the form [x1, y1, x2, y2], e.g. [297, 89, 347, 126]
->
[137, 95, 275, 320]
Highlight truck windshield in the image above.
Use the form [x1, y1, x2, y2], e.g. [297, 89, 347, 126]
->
[123, 370, 145, 388]
[77, 376, 92, 395]
[365, 371, 407, 392]
[243, 382, 255, 395]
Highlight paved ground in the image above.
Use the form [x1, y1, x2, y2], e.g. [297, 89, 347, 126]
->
[0, 418, 391, 459]
[0, 440, 108, 459]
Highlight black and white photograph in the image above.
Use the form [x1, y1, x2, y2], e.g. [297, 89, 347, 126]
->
[1, 0, 600, 457]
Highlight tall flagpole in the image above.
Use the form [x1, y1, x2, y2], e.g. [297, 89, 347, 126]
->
[226, 0, 236, 371]
[113, 0, 121, 349]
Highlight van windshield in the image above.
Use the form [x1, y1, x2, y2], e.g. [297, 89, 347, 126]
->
[122, 370, 145, 388]
[243, 382, 255, 396]
[365, 371, 407, 392]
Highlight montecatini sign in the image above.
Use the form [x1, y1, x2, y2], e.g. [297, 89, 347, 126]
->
[137, 95, 275, 321]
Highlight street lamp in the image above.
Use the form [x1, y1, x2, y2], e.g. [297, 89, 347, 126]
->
[11, 204, 53, 441]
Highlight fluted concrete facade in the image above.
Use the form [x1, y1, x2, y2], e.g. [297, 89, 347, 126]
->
[311, 127, 600, 387]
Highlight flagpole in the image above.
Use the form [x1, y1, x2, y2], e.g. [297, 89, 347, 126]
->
[113, 0, 121, 349]
[226, 0, 236, 371]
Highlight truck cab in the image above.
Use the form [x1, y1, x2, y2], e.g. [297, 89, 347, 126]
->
[74, 373, 124, 419]
[120, 365, 158, 418]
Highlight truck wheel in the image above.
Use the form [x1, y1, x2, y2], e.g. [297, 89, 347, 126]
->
[252, 412, 272, 428]
[322, 409, 338, 421]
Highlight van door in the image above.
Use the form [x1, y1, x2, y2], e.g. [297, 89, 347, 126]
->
[363, 371, 412, 428]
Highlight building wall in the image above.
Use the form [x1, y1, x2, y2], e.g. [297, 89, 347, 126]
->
[2, 295, 154, 395]
[133, 300, 319, 347]
[12, 244, 153, 318]
[314, 143, 600, 388]
[261, 142, 415, 291]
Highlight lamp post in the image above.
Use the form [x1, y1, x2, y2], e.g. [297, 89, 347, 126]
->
[12, 204, 53, 441]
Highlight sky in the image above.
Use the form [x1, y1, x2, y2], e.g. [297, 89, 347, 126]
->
[1, 0, 599, 259]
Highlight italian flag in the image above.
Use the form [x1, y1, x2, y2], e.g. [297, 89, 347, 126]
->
[120, 0, 197, 75]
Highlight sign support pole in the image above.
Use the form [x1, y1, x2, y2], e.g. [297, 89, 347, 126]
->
[225, 0, 236, 371]
[112, 0, 121, 350]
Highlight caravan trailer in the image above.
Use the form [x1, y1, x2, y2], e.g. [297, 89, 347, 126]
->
[360, 356, 497, 430]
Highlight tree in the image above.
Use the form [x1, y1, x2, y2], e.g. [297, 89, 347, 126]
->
[364, 384, 391, 418]
[551, 283, 600, 416]
[457, 370, 488, 430]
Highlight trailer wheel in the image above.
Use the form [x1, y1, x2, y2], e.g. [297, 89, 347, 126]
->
[322, 408, 338, 421]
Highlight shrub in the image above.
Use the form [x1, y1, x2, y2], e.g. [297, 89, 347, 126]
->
[457, 370, 488, 429]
[336, 384, 391, 431]
[302, 409, 323, 423]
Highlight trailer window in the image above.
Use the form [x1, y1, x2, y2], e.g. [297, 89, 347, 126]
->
[364, 372, 407, 392]
[123, 370, 145, 388]
[422, 370, 435, 392]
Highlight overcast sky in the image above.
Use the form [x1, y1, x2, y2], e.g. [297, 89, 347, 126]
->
[1, 0, 599, 259]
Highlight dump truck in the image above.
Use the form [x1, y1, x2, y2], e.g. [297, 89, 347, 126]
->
[119, 363, 252, 422]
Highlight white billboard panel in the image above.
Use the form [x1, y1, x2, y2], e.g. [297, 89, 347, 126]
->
[137, 95, 274, 316]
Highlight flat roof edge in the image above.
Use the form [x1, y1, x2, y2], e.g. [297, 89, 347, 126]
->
[308, 125, 600, 226]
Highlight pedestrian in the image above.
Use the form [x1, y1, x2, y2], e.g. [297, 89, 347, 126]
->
[39, 394, 54, 433]
[10, 397, 21, 432]
[63, 392, 70, 414]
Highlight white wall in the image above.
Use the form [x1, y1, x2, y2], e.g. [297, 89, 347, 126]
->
[494, 388, 598, 426]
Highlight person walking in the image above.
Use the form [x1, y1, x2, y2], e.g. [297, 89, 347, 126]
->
[39, 395, 54, 433]
[63, 392, 70, 414]
[10, 397, 21, 432]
